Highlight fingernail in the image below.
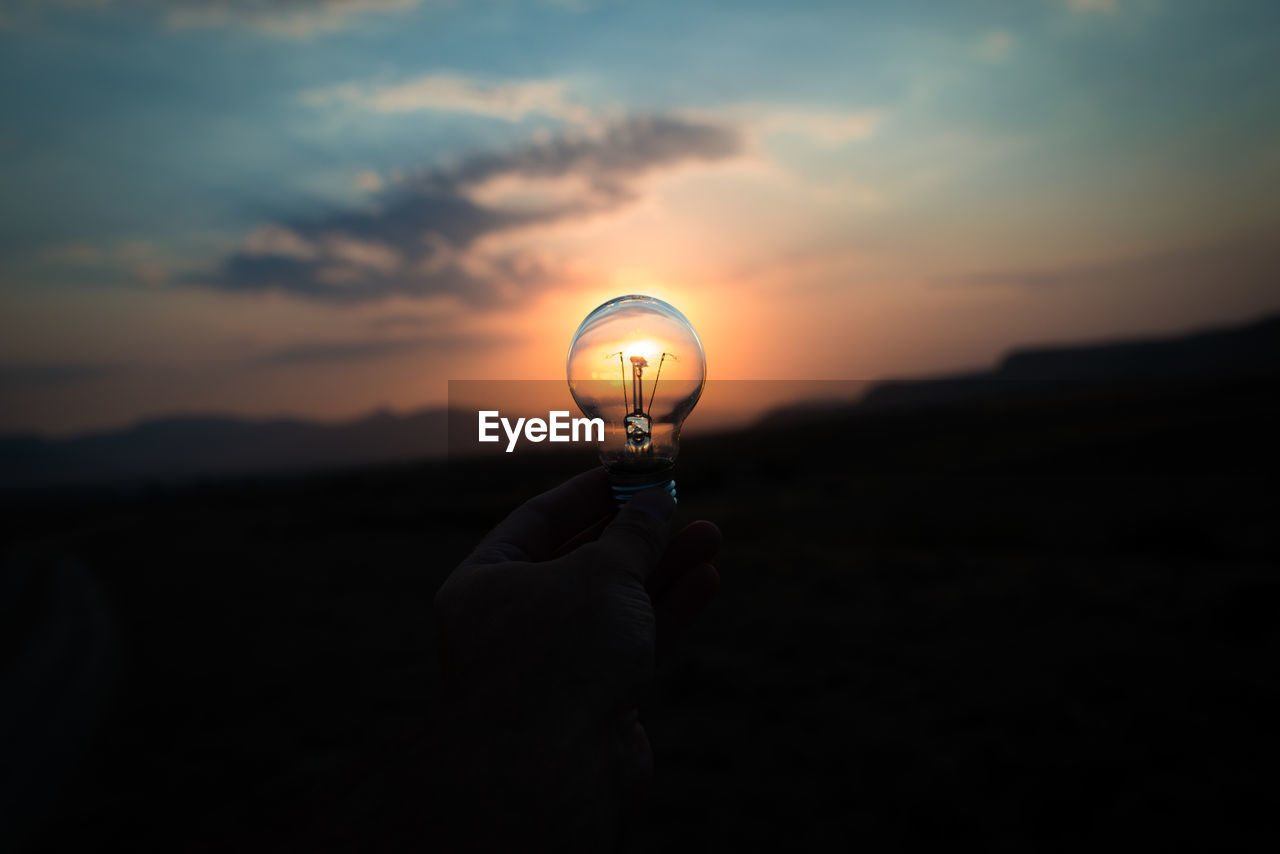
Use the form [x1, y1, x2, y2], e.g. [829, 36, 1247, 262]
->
[629, 487, 676, 522]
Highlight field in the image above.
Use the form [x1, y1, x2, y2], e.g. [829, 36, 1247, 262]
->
[5, 373, 1278, 851]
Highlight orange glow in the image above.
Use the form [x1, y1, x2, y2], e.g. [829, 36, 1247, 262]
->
[7, 87, 1279, 439]
[620, 339, 662, 360]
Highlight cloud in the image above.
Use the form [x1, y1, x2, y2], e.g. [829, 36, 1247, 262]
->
[5, 0, 421, 37]
[42, 240, 170, 285]
[720, 106, 882, 148]
[973, 30, 1015, 63]
[196, 114, 742, 303]
[940, 239, 1280, 295]
[254, 332, 504, 366]
[354, 171, 384, 192]
[308, 73, 592, 124]
[0, 361, 123, 388]
[42, 243, 105, 265]
[368, 312, 433, 331]
[946, 268, 1071, 289]
[1065, 0, 1119, 14]
[162, 0, 419, 37]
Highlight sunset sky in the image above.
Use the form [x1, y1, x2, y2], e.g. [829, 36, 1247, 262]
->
[2, 0, 1278, 435]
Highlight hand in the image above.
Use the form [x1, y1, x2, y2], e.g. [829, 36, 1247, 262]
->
[433, 468, 721, 850]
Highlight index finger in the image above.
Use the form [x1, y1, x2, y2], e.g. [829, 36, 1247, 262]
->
[466, 467, 613, 565]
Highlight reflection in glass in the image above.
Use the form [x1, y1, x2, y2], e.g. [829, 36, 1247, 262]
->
[567, 295, 706, 503]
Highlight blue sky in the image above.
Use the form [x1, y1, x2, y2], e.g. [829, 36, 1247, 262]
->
[2, 0, 1278, 434]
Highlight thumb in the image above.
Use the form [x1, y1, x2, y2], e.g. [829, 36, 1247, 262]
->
[594, 488, 676, 583]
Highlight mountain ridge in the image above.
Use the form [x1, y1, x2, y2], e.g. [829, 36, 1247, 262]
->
[4, 313, 1278, 489]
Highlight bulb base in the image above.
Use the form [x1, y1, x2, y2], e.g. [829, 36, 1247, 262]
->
[608, 470, 677, 507]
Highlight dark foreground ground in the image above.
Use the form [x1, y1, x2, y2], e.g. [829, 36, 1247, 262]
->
[3, 375, 1279, 851]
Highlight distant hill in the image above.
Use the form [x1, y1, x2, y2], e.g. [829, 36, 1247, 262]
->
[852, 314, 1280, 413]
[0, 408, 448, 489]
[3, 314, 1277, 489]
[753, 313, 1280, 428]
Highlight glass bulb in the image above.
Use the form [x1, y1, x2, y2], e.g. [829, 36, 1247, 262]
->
[567, 294, 706, 504]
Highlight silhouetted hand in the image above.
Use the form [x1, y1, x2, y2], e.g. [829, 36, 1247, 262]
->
[434, 468, 721, 851]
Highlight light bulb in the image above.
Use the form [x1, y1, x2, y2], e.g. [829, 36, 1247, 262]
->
[567, 294, 706, 504]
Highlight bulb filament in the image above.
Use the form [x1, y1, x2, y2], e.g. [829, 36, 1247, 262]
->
[605, 350, 677, 453]
[630, 355, 647, 413]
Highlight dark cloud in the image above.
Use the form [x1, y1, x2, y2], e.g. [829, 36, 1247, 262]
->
[254, 332, 510, 366]
[194, 115, 741, 304]
[0, 362, 124, 388]
[439, 114, 742, 197]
